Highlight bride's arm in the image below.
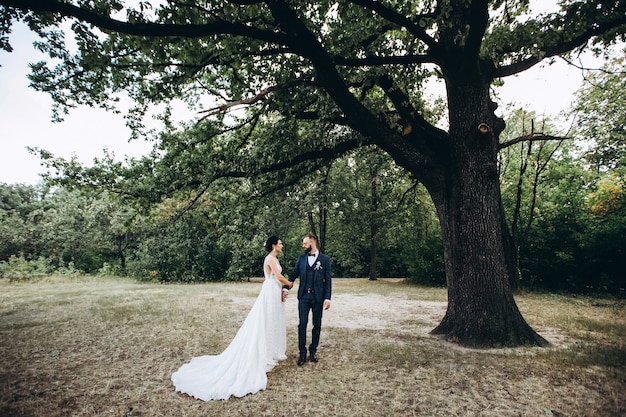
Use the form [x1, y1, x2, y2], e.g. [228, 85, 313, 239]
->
[267, 257, 293, 288]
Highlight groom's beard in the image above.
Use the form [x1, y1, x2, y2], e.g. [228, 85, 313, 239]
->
[304, 247, 312, 255]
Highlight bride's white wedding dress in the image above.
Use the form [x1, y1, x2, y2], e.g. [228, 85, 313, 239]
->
[171, 256, 287, 401]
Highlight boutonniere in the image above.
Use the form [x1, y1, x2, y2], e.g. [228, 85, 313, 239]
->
[314, 261, 322, 270]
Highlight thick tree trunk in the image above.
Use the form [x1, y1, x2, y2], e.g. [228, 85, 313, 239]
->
[502, 215, 521, 290]
[119, 251, 126, 270]
[368, 236, 378, 280]
[307, 207, 328, 252]
[429, 172, 544, 347]
[369, 165, 379, 280]
[428, 77, 547, 347]
[307, 211, 317, 238]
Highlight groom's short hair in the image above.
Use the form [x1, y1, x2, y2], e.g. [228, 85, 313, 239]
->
[306, 234, 318, 244]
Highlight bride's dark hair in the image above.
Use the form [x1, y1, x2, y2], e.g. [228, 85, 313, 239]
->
[265, 235, 280, 252]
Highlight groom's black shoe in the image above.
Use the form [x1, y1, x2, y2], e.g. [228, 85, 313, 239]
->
[309, 353, 318, 363]
[297, 355, 307, 366]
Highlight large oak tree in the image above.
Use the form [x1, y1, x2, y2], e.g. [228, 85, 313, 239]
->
[2, 0, 624, 347]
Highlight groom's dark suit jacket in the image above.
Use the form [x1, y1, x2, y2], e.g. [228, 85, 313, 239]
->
[287, 253, 332, 303]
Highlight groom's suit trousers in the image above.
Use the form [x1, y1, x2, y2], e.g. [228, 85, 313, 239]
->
[298, 267, 323, 355]
[298, 292, 323, 356]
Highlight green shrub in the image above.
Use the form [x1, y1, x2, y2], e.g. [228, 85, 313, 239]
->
[0, 255, 54, 280]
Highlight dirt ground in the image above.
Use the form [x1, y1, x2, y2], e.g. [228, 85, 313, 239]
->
[241, 278, 568, 348]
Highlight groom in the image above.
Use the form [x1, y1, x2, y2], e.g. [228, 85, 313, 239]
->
[284, 234, 332, 366]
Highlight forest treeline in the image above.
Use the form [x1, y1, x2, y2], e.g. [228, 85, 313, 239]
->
[2, 49, 625, 295]
[1, 104, 624, 296]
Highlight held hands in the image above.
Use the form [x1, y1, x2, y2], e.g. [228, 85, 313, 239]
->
[281, 278, 292, 303]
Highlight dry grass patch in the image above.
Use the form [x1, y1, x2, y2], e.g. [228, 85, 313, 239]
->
[1, 277, 624, 416]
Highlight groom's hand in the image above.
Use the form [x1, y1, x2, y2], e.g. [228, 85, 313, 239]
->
[323, 300, 330, 310]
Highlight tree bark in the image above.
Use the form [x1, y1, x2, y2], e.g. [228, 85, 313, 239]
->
[307, 212, 316, 235]
[427, 76, 547, 347]
[307, 206, 327, 253]
[502, 201, 521, 290]
[369, 165, 379, 281]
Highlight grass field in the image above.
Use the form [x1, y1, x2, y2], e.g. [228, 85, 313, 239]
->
[1, 276, 624, 416]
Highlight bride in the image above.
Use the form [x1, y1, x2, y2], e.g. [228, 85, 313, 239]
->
[171, 236, 293, 401]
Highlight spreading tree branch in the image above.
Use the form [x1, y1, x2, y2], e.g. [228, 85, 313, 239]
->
[463, 0, 490, 67]
[333, 53, 436, 67]
[196, 80, 313, 121]
[221, 138, 364, 178]
[347, 0, 438, 50]
[495, 12, 626, 78]
[499, 134, 568, 150]
[1, 0, 288, 44]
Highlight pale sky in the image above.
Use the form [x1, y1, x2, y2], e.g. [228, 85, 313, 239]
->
[0, 3, 595, 185]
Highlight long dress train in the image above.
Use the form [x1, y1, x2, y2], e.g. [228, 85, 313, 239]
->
[171, 256, 287, 401]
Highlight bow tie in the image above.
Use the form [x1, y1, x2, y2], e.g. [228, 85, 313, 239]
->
[308, 254, 316, 257]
